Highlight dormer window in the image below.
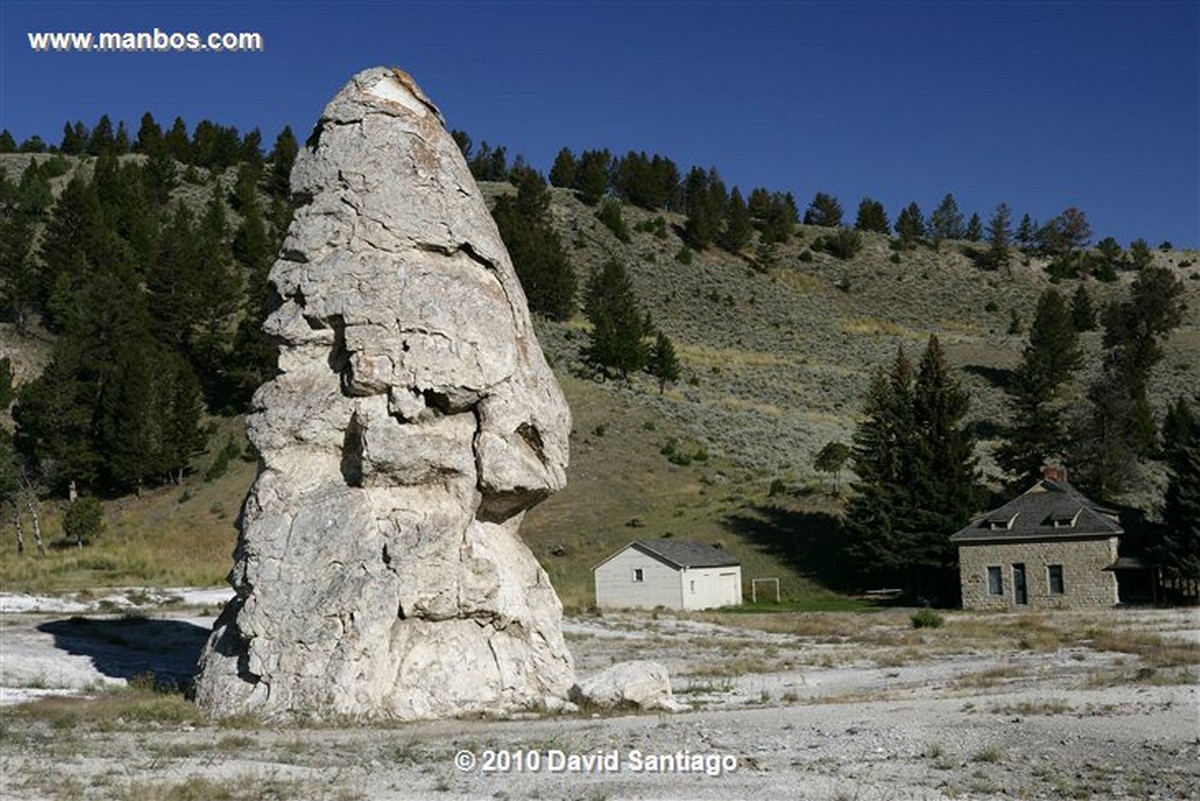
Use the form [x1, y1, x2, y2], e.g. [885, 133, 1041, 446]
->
[985, 511, 1019, 530]
[1049, 507, 1081, 528]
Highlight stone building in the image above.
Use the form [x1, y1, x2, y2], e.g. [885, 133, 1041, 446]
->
[594, 540, 742, 611]
[951, 473, 1122, 610]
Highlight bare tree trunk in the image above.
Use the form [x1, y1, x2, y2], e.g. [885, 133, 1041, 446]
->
[29, 496, 44, 558]
[19, 469, 45, 558]
[12, 504, 23, 555]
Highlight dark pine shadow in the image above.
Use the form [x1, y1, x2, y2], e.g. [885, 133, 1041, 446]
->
[962, 364, 1014, 391]
[722, 506, 854, 592]
[37, 616, 211, 690]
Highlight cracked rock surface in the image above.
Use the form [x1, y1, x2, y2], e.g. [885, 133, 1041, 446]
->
[193, 67, 574, 720]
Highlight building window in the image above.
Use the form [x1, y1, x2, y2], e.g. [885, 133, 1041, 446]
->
[1048, 565, 1064, 595]
[632, 568, 644, 583]
[987, 566, 1003, 595]
[690, 580, 696, 593]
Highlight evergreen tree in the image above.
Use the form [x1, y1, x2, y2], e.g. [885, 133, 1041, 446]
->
[845, 339, 980, 601]
[450, 129, 472, 161]
[1016, 213, 1035, 248]
[646, 331, 681, 394]
[60, 121, 88, 155]
[1075, 266, 1186, 494]
[996, 289, 1082, 489]
[682, 166, 725, 249]
[854, 197, 889, 234]
[1128, 238, 1153, 270]
[491, 169, 576, 321]
[165, 116, 191, 163]
[575, 149, 611, 205]
[1160, 435, 1200, 597]
[804, 192, 842, 227]
[113, 121, 131, 155]
[929, 193, 965, 242]
[965, 212, 983, 242]
[0, 193, 37, 329]
[986, 202, 1013, 271]
[1070, 284, 1097, 332]
[269, 126, 299, 198]
[0, 130, 16, 153]
[135, 112, 163, 154]
[845, 348, 918, 586]
[583, 260, 651, 378]
[907, 335, 982, 602]
[240, 128, 265, 167]
[87, 114, 115, 156]
[1156, 396, 1199, 597]
[894, 202, 926, 247]
[760, 192, 797, 244]
[721, 187, 752, 253]
[549, 147, 577, 188]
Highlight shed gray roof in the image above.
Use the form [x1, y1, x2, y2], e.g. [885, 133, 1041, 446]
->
[627, 539, 741, 569]
[950, 479, 1123, 544]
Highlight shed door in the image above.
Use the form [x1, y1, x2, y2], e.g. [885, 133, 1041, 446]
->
[1013, 563, 1027, 605]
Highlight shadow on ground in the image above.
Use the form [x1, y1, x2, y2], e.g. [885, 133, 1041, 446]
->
[723, 505, 854, 592]
[37, 616, 209, 687]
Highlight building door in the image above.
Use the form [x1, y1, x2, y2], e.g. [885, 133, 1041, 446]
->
[1013, 563, 1027, 605]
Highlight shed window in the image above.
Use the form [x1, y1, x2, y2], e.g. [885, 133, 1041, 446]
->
[987, 566, 1003, 595]
[689, 580, 696, 593]
[1048, 565, 1064, 595]
[632, 568, 644, 583]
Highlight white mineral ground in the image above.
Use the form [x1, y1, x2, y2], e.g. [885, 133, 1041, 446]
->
[1, 593, 1196, 800]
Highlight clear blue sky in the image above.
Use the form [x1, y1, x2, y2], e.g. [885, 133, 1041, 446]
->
[2, 1, 1197, 247]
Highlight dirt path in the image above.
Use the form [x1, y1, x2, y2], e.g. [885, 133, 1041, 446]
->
[0, 593, 1196, 800]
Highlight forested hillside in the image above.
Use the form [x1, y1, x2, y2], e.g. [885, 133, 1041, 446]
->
[1, 117, 1196, 606]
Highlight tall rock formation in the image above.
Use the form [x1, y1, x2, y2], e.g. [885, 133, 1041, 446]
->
[193, 67, 575, 719]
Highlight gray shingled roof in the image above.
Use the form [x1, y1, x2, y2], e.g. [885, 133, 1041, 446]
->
[630, 539, 740, 569]
[951, 479, 1123, 544]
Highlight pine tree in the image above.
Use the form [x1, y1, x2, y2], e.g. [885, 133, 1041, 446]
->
[0, 130, 16, 153]
[575, 149, 611, 206]
[269, 125, 299, 197]
[549, 147, 577, 188]
[894, 202, 926, 247]
[929, 193, 965, 242]
[491, 170, 576, 321]
[845, 339, 980, 601]
[583, 260, 651, 379]
[996, 289, 1082, 489]
[1157, 397, 1199, 598]
[646, 332, 681, 394]
[965, 212, 983, 242]
[683, 166, 724, 250]
[135, 112, 163, 154]
[804, 192, 842, 227]
[1070, 284, 1097, 332]
[1075, 266, 1186, 494]
[165, 116, 191, 163]
[854, 197, 889, 234]
[1016, 213, 1035, 248]
[1128, 238, 1153, 270]
[845, 348, 917, 586]
[60, 121, 88, 155]
[721, 187, 752, 253]
[87, 114, 115, 156]
[907, 335, 982, 602]
[986, 202, 1013, 271]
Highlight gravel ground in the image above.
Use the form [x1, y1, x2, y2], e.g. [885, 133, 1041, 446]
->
[0, 593, 1197, 800]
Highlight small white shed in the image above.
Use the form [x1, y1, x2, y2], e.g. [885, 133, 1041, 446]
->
[593, 539, 743, 611]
